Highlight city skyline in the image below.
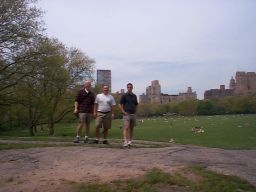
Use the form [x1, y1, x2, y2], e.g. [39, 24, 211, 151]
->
[38, 0, 256, 99]
[98, 70, 255, 99]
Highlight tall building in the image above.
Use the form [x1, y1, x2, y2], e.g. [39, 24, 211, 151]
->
[150, 80, 161, 103]
[229, 77, 236, 90]
[140, 80, 161, 103]
[139, 93, 150, 103]
[235, 71, 249, 94]
[97, 70, 111, 91]
[204, 71, 256, 99]
[178, 87, 197, 101]
[139, 80, 197, 103]
[235, 71, 256, 95]
[204, 85, 233, 100]
[247, 72, 256, 90]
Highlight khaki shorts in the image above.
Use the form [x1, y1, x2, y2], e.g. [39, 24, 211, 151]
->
[79, 113, 92, 126]
[95, 112, 112, 129]
[123, 114, 136, 128]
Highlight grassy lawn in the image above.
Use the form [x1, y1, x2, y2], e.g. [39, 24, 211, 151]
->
[1, 115, 256, 191]
[70, 166, 256, 192]
[0, 114, 256, 149]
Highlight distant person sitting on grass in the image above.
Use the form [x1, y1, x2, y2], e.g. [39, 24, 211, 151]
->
[93, 85, 116, 144]
[73, 80, 95, 143]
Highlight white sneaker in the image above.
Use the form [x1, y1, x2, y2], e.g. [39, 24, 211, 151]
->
[127, 141, 132, 146]
[73, 136, 80, 143]
[123, 141, 128, 147]
[84, 136, 89, 143]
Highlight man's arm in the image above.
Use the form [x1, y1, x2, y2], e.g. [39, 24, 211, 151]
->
[134, 95, 138, 114]
[119, 95, 127, 115]
[119, 104, 127, 115]
[111, 105, 115, 119]
[93, 103, 98, 118]
[74, 101, 78, 113]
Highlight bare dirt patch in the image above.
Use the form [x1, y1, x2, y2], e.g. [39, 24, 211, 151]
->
[0, 140, 256, 192]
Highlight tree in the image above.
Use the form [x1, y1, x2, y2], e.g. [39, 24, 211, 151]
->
[66, 47, 95, 87]
[234, 94, 256, 114]
[15, 38, 95, 135]
[176, 99, 198, 116]
[0, 0, 44, 105]
[0, 1, 96, 135]
[197, 100, 217, 115]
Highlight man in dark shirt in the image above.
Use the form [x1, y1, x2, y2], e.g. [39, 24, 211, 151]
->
[120, 83, 138, 147]
[73, 80, 95, 143]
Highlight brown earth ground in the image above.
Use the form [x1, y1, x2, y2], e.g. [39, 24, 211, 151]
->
[0, 139, 256, 192]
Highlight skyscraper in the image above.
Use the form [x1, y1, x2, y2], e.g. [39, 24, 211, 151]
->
[97, 70, 111, 91]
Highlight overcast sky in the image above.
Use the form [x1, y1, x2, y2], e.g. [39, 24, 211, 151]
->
[38, 0, 256, 99]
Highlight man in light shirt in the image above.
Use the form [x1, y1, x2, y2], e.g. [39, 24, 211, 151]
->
[93, 85, 116, 144]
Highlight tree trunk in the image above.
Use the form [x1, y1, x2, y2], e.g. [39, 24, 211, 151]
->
[29, 124, 35, 136]
[48, 122, 54, 135]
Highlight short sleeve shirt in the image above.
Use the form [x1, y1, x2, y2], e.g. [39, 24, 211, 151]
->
[120, 92, 138, 114]
[75, 89, 95, 113]
[95, 93, 116, 112]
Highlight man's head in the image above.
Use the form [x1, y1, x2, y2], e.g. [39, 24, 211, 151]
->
[127, 83, 133, 93]
[102, 85, 109, 95]
[84, 80, 92, 90]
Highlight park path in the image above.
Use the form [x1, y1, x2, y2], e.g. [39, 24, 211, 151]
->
[0, 140, 256, 192]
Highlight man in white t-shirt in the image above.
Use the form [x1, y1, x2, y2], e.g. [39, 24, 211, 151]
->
[93, 85, 116, 144]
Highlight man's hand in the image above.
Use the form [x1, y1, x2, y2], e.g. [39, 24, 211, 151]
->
[73, 109, 78, 118]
